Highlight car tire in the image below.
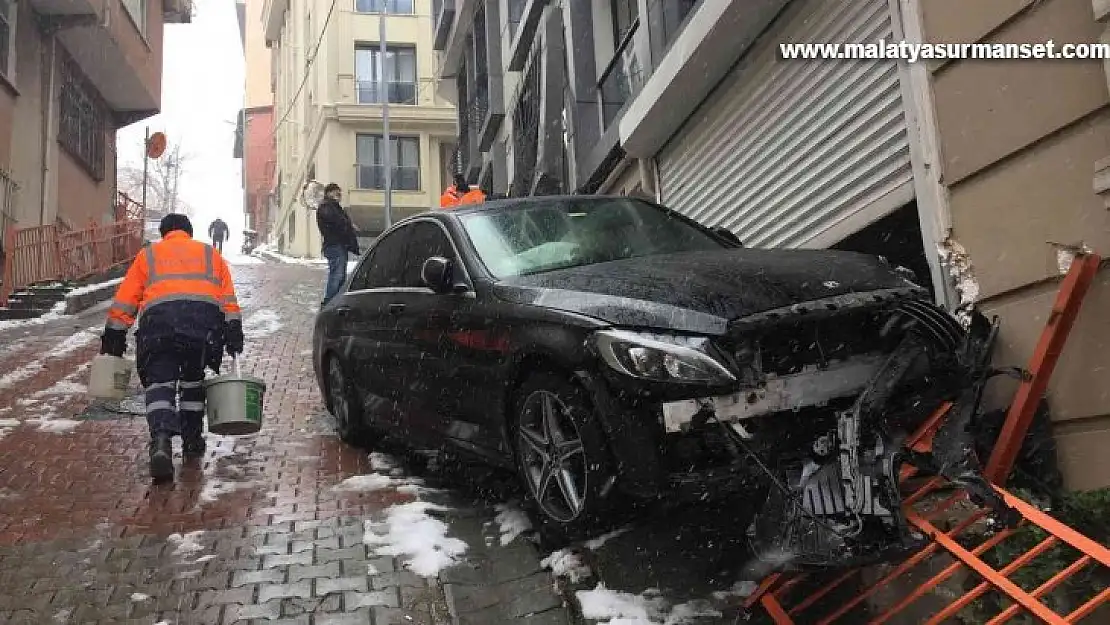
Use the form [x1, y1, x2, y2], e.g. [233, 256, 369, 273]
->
[325, 355, 375, 446]
[510, 370, 617, 543]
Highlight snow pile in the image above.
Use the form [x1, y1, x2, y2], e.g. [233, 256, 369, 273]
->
[253, 245, 328, 266]
[363, 501, 468, 577]
[34, 379, 88, 397]
[333, 472, 423, 493]
[710, 581, 758, 601]
[28, 416, 82, 433]
[493, 502, 533, 546]
[541, 549, 592, 584]
[66, 278, 124, 297]
[130, 593, 151, 602]
[243, 309, 283, 339]
[167, 531, 206, 557]
[577, 585, 723, 625]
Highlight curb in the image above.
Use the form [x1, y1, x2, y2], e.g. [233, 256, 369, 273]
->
[64, 278, 124, 315]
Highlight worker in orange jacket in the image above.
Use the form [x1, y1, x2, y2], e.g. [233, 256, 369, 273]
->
[100, 214, 244, 483]
[440, 174, 487, 208]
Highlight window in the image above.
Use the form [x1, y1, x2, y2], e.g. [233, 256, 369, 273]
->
[59, 58, 108, 181]
[356, 134, 421, 191]
[459, 198, 726, 279]
[355, 45, 417, 104]
[121, 0, 146, 35]
[350, 227, 412, 290]
[355, 0, 414, 14]
[0, 0, 14, 79]
[611, 0, 638, 44]
[400, 222, 456, 287]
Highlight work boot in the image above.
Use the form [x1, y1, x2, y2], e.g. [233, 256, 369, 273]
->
[149, 434, 174, 483]
[182, 435, 206, 461]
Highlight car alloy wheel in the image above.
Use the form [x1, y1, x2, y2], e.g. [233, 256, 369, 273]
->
[515, 389, 588, 524]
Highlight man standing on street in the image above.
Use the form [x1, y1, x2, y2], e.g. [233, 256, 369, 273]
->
[100, 214, 245, 483]
[208, 217, 229, 253]
[316, 183, 360, 306]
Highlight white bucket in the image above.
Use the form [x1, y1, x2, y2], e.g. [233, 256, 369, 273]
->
[204, 358, 266, 436]
[88, 354, 134, 400]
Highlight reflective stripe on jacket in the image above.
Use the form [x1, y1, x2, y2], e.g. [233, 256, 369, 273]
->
[107, 231, 241, 334]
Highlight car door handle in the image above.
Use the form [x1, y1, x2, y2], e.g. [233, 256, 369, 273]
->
[388, 303, 406, 315]
[335, 306, 351, 316]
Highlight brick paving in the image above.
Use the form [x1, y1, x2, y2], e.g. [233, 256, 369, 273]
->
[0, 263, 463, 624]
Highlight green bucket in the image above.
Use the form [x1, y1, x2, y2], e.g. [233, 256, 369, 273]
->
[204, 359, 266, 436]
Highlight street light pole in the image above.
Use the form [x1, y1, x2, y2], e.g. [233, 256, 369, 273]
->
[379, 5, 393, 228]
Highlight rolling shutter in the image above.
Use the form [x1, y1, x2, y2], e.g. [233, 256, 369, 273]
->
[657, 0, 913, 248]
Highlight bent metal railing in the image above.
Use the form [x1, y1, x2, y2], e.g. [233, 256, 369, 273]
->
[0, 192, 144, 303]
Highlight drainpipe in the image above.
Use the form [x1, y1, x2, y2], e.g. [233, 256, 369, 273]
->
[39, 33, 57, 227]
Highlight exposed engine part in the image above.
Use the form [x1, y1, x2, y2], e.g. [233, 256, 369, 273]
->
[799, 460, 891, 518]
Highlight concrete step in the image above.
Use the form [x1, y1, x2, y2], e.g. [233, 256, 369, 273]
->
[0, 307, 50, 321]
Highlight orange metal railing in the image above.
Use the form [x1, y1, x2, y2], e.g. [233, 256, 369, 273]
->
[743, 252, 1108, 625]
[0, 192, 144, 303]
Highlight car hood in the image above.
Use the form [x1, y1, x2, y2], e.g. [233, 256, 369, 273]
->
[493, 248, 923, 335]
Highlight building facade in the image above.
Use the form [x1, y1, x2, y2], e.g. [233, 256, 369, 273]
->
[436, 0, 1110, 490]
[263, 0, 457, 258]
[0, 0, 190, 244]
[237, 0, 278, 243]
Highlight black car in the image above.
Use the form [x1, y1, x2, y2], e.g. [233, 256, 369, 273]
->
[313, 196, 1001, 565]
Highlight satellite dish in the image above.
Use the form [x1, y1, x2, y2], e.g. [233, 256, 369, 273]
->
[146, 132, 167, 159]
[301, 180, 324, 209]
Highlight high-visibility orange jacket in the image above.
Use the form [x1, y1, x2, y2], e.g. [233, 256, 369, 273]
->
[439, 185, 462, 208]
[458, 186, 486, 205]
[107, 231, 241, 342]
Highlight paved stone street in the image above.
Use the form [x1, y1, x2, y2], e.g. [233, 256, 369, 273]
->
[0, 260, 571, 625]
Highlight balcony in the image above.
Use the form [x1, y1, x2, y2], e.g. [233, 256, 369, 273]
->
[507, 0, 546, 71]
[356, 81, 418, 105]
[28, 0, 166, 113]
[261, 0, 290, 44]
[433, 0, 456, 51]
[355, 165, 421, 192]
[598, 21, 645, 130]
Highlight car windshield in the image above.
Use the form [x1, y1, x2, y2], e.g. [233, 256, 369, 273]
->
[458, 198, 727, 279]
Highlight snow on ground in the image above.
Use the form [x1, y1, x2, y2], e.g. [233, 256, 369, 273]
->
[493, 502, 533, 546]
[0, 301, 67, 332]
[28, 416, 83, 433]
[252, 245, 327, 266]
[242, 309, 283, 339]
[43, 327, 100, 359]
[0, 360, 46, 390]
[167, 531, 206, 557]
[198, 478, 261, 504]
[226, 254, 263, 265]
[66, 278, 124, 297]
[363, 501, 468, 577]
[34, 379, 88, 397]
[130, 593, 151, 602]
[577, 584, 723, 625]
[583, 527, 633, 551]
[541, 549, 593, 584]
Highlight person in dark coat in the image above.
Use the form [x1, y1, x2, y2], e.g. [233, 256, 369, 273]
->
[315, 183, 360, 306]
[208, 218, 230, 253]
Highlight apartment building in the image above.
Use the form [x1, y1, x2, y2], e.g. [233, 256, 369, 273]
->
[263, 0, 457, 257]
[236, 0, 277, 242]
[0, 0, 190, 243]
[436, 0, 1110, 490]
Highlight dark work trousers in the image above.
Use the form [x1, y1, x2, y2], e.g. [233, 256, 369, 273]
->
[213, 238, 225, 254]
[138, 335, 209, 439]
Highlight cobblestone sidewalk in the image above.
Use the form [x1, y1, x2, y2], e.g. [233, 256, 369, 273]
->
[0, 264, 478, 624]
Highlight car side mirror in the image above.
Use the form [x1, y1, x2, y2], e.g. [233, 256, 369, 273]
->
[712, 226, 743, 247]
[422, 256, 460, 294]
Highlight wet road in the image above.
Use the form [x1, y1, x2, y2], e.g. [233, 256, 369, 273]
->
[0, 262, 492, 624]
[0, 258, 769, 625]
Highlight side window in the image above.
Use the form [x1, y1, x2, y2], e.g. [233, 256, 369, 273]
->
[349, 227, 412, 290]
[400, 222, 456, 288]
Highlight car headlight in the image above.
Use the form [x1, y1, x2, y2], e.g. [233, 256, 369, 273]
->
[594, 329, 736, 385]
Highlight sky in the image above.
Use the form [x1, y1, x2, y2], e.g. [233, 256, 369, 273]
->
[116, 0, 246, 249]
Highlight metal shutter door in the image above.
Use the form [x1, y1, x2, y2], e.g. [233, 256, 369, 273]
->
[657, 0, 913, 249]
